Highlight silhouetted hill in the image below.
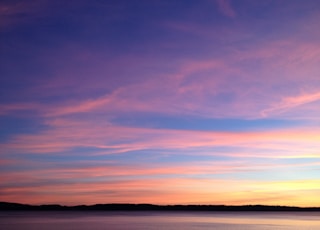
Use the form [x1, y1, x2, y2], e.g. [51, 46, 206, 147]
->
[1, 202, 320, 211]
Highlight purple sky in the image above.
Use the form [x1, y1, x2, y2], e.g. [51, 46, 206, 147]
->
[1, 0, 320, 206]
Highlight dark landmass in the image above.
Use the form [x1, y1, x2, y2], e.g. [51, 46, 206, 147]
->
[1, 202, 320, 212]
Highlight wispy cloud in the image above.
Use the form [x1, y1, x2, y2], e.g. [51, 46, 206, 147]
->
[216, 0, 236, 18]
[262, 91, 320, 117]
[0, 103, 43, 115]
[0, 0, 50, 28]
[1, 116, 319, 161]
[2, 176, 320, 206]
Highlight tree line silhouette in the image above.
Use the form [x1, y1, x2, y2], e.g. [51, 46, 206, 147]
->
[1, 202, 320, 212]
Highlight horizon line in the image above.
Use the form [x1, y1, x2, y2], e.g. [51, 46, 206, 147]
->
[1, 201, 320, 211]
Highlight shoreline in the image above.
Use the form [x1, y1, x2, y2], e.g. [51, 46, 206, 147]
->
[1, 202, 320, 212]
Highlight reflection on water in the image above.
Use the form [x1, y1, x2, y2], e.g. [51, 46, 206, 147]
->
[1, 211, 320, 230]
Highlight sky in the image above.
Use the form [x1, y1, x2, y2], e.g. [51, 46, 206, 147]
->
[0, 0, 320, 207]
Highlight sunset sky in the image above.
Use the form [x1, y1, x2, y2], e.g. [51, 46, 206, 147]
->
[1, 0, 320, 207]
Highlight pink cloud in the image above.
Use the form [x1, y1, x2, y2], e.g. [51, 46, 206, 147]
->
[0, 161, 263, 186]
[1, 116, 319, 160]
[1, 176, 320, 206]
[45, 95, 114, 116]
[261, 91, 320, 117]
[3, 36, 319, 120]
[0, 103, 43, 115]
[2, 158, 319, 192]
[0, 0, 51, 28]
[216, 0, 236, 18]
[41, 40, 320, 120]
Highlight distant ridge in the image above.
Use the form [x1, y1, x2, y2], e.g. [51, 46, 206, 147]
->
[1, 202, 320, 212]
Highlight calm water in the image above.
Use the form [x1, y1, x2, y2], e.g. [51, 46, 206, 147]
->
[1, 211, 320, 230]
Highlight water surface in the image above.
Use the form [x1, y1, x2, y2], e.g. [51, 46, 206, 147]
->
[1, 211, 320, 230]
